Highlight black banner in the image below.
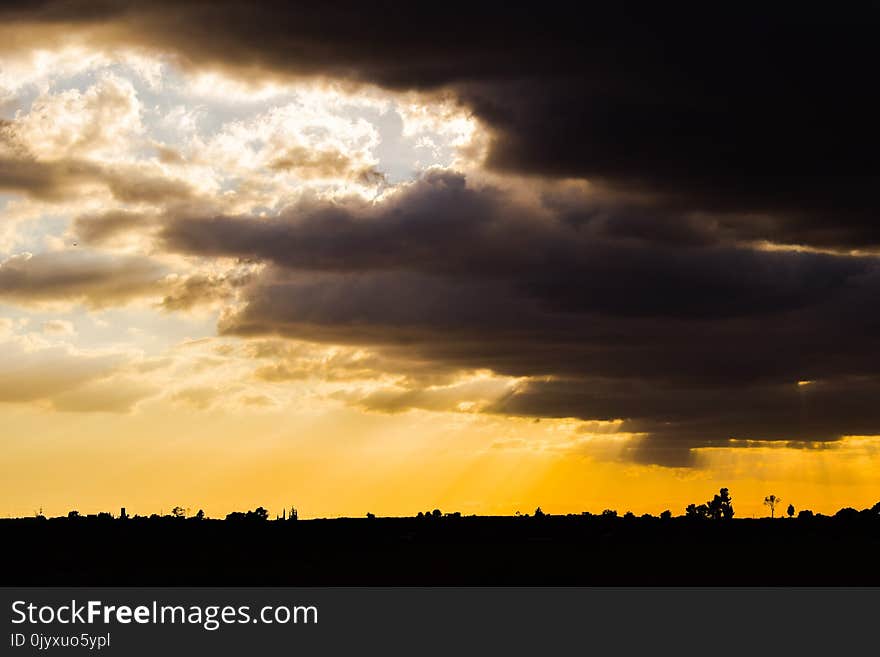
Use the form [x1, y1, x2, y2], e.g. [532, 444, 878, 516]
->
[1, 588, 875, 655]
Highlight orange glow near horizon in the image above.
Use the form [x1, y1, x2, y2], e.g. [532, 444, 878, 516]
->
[3, 398, 879, 520]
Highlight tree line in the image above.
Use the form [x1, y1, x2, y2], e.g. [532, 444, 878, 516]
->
[15, 489, 880, 522]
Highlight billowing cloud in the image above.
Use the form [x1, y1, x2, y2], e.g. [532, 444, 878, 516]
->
[0, 119, 196, 203]
[10, 73, 142, 160]
[155, 171, 880, 464]
[2, 2, 879, 248]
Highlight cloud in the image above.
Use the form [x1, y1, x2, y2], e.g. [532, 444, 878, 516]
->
[0, 349, 113, 402]
[489, 377, 880, 467]
[347, 376, 518, 415]
[2, 3, 879, 248]
[163, 171, 878, 322]
[0, 129, 196, 204]
[267, 146, 381, 183]
[0, 136, 100, 201]
[156, 171, 880, 464]
[245, 339, 460, 386]
[0, 323, 158, 412]
[10, 73, 142, 160]
[73, 210, 154, 244]
[0, 331, 136, 408]
[0, 76, 193, 206]
[160, 270, 252, 312]
[0, 250, 167, 307]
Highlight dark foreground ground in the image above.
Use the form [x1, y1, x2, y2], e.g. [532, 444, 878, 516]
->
[3, 514, 880, 585]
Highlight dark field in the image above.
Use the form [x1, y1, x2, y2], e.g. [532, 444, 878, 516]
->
[3, 513, 880, 585]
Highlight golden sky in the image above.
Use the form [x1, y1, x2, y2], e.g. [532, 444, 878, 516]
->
[1, 11, 879, 520]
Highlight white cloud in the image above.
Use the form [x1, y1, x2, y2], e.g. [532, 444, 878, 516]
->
[12, 73, 143, 161]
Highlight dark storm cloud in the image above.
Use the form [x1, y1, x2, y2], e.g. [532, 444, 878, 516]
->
[158, 171, 880, 464]
[162, 172, 876, 322]
[490, 377, 880, 466]
[222, 262, 880, 388]
[220, 262, 880, 465]
[4, 2, 880, 248]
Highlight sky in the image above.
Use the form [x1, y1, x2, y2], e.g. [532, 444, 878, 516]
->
[1, 2, 879, 519]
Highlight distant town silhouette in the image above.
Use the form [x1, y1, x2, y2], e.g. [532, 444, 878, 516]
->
[4, 489, 879, 585]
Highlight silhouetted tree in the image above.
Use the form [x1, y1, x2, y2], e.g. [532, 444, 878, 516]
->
[226, 507, 269, 521]
[797, 509, 814, 519]
[250, 507, 269, 521]
[194, 509, 206, 520]
[786, 504, 795, 518]
[601, 509, 618, 518]
[659, 510, 672, 520]
[171, 506, 186, 519]
[432, 509, 442, 518]
[67, 510, 80, 519]
[366, 512, 375, 519]
[764, 495, 781, 518]
[289, 507, 298, 521]
[534, 507, 546, 518]
[416, 511, 424, 518]
[686, 503, 710, 519]
[623, 511, 636, 520]
[707, 488, 734, 520]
